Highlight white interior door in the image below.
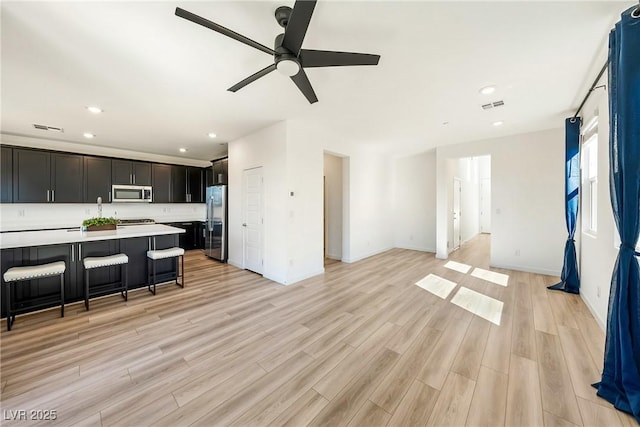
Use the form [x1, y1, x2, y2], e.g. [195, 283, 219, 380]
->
[243, 167, 263, 274]
[453, 178, 461, 250]
[480, 177, 492, 233]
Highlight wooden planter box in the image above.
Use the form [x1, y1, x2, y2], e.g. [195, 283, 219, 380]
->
[86, 224, 117, 232]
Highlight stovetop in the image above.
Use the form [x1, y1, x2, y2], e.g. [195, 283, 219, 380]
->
[117, 218, 155, 226]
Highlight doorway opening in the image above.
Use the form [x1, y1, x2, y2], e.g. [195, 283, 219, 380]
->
[448, 156, 491, 254]
[323, 152, 345, 264]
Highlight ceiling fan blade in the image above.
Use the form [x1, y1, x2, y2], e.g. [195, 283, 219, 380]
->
[290, 68, 318, 104]
[175, 7, 274, 56]
[228, 64, 277, 92]
[281, 0, 317, 55]
[299, 49, 380, 68]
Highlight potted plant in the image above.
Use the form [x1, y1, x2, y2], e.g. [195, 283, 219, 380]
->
[82, 217, 119, 232]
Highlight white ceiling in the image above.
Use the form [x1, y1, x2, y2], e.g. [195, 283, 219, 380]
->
[1, 1, 630, 161]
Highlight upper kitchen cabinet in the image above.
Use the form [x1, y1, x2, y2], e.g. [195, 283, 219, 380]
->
[172, 165, 187, 203]
[84, 156, 112, 203]
[51, 152, 84, 202]
[112, 160, 151, 186]
[152, 163, 172, 203]
[1, 146, 13, 203]
[12, 148, 50, 203]
[187, 167, 203, 203]
[12, 148, 83, 203]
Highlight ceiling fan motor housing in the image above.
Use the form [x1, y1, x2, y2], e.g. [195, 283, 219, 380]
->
[275, 6, 293, 28]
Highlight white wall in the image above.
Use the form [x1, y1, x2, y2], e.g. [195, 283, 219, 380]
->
[287, 121, 394, 265]
[324, 153, 343, 260]
[227, 120, 395, 285]
[578, 73, 617, 330]
[436, 128, 566, 276]
[227, 121, 289, 284]
[393, 150, 436, 252]
[0, 202, 205, 231]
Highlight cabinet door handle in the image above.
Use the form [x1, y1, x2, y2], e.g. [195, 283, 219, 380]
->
[133, 173, 136, 184]
[52, 190, 55, 202]
[130, 173, 133, 184]
[108, 191, 112, 202]
[78, 243, 82, 260]
[46, 190, 50, 202]
[71, 244, 75, 262]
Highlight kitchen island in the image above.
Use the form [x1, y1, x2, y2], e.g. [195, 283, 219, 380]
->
[1, 225, 185, 318]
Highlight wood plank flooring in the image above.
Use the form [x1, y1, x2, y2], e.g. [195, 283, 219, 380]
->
[0, 234, 631, 426]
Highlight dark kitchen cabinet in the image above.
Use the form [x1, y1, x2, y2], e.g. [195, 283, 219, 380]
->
[1, 146, 13, 203]
[169, 222, 199, 250]
[172, 166, 187, 203]
[13, 148, 83, 203]
[152, 164, 172, 203]
[208, 157, 228, 186]
[51, 152, 84, 203]
[84, 156, 112, 203]
[112, 160, 151, 186]
[12, 148, 50, 203]
[1, 243, 75, 318]
[188, 167, 203, 203]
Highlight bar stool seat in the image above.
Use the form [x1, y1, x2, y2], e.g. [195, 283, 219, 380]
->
[83, 254, 128, 311]
[146, 247, 184, 295]
[3, 261, 66, 331]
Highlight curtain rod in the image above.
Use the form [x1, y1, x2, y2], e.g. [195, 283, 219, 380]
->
[572, 61, 609, 120]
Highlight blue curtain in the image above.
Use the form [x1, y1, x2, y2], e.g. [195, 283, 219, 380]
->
[593, 6, 640, 423]
[548, 118, 581, 294]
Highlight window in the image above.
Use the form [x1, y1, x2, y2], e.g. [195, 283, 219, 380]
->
[581, 117, 598, 235]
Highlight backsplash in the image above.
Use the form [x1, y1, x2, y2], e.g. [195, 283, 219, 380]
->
[0, 203, 206, 232]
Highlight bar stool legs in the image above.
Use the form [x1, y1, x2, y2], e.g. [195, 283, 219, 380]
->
[83, 254, 129, 311]
[3, 261, 66, 331]
[146, 247, 185, 295]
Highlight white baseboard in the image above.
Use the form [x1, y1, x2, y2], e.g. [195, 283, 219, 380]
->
[325, 253, 342, 260]
[286, 268, 325, 285]
[342, 246, 394, 263]
[227, 258, 243, 270]
[489, 262, 561, 277]
[580, 293, 606, 331]
[394, 244, 436, 253]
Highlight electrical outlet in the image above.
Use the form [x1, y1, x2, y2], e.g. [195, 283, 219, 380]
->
[85, 209, 91, 215]
[409, 235, 414, 241]
[18, 209, 25, 217]
[597, 286, 601, 298]
[289, 259, 294, 266]
[515, 249, 520, 256]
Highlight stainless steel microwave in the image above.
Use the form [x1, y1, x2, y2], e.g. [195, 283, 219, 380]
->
[111, 185, 152, 202]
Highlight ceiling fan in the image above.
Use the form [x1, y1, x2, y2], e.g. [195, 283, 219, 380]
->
[175, 1, 380, 104]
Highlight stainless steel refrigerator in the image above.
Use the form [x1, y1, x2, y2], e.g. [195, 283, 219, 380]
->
[205, 185, 227, 261]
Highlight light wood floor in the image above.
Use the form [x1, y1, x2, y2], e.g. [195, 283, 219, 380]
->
[1, 234, 636, 426]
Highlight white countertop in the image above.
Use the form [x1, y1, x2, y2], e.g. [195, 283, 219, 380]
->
[0, 224, 185, 250]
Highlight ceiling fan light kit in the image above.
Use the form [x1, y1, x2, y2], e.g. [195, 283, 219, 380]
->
[175, 0, 380, 104]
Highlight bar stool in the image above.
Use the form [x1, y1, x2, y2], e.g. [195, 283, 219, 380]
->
[83, 254, 129, 311]
[146, 247, 185, 295]
[3, 261, 66, 331]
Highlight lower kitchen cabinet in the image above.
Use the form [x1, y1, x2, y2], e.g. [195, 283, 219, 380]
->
[1, 234, 180, 319]
[1, 243, 76, 318]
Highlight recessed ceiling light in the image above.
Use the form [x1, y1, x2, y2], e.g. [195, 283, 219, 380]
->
[179, 148, 187, 153]
[480, 86, 496, 95]
[219, 143, 227, 146]
[83, 133, 95, 138]
[492, 121, 504, 127]
[208, 132, 217, 138]
[86, 106, 103, 114]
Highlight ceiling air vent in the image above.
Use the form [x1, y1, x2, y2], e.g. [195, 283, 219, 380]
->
[481, 100, 505, 110]
[33, 124, 64, 132]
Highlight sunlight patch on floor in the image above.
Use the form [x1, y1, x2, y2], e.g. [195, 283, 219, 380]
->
[444, 260, 472, 274]
[451, 286, 504, 325]
[471, 267, 510, 287]
[415, 274, 458, 299]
